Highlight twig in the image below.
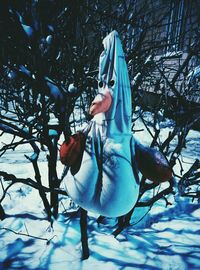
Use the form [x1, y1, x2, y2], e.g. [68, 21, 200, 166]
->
[0, 138, 37, 153]
[0, 171, 68, 204]
[0, 227, 55, 243]
[137, 184, 174, 207]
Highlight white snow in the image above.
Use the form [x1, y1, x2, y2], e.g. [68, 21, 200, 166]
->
[46, 35, 53, 45]
[56, 51, 61, 61]
[45, 78, 63, 100]
[19, 65, 32, 77]
[0, 113, 200, 269]
[7, 71, 17, 80]
[48, 129, 59, 137]
[21, 24, 34, 38]
[68, 83, 78, 94]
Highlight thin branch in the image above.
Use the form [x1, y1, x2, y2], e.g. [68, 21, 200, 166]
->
[0, 171, 68, 205]
[0, 227, 55, 242]
[137, 183, 174, 207]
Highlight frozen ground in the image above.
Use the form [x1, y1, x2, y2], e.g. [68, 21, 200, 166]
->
[0, 113, 200, 270]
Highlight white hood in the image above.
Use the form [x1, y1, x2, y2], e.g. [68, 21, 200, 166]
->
[98, 30, 132, 136]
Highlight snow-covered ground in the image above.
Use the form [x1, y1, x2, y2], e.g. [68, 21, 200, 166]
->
[0, 113, 200, 270]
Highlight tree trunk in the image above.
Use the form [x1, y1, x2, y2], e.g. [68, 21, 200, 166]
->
[48, 136, 60, 218]
[80, 208, 89, 260]
[0, 204, 6, 220]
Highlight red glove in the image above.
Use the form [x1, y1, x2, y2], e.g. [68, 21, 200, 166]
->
[135, 143, 172, 183]
[60, 132, 86, 167]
